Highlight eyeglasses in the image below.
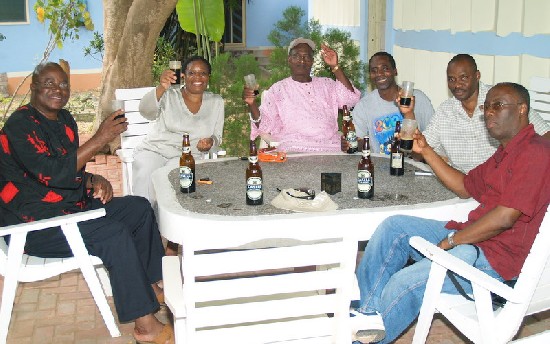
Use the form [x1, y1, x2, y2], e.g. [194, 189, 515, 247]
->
[185, 70, 209, 77]
[479, 102, 523, 112]
[289, 54, 314, 63]
[36, 80, 70, 90]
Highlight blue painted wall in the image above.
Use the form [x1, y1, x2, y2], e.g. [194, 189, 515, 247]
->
[245, 0, 308, 47]
[1, 0, 306, 74]
[384, 0, 550, 58]
[0, 0, 103, 74]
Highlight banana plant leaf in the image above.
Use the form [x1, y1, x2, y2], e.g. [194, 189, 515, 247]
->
[176, 0, 225, 42]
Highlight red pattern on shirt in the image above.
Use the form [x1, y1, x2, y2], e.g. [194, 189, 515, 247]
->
[0, 182, 19, 204]
[38, 173, 52, 186]
[42, 190, 63, 203]
[0, 133, 10, 154]
[65, 125, 75, 143]
[27, 131, 50, 155]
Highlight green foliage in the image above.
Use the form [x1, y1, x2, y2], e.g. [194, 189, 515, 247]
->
[267, 6, 309, 47]
[176, 0, 225, 61]
[83, 33, 175, 86]
[83, 31, 103, 61]
[267, 5, 367, 92]
[210, 53, 262, 157]
[34, 0, 94, 49]
[153, 37, 177, 85]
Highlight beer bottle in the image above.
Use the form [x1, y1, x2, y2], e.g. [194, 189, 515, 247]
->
[390, 121, 404, 176]
[358, 136, 374, 199]
[179, 133, 196, 193]
[342, 105, 358, 153]
[246, 140, 263, 205]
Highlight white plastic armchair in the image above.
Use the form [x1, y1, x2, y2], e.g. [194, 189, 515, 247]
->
[162, 226, 357, 343]
[410, 209, 550, 344]
[0, 209, 121, 343]
[528, 76, 550, 124]
[114, 87, 156, 195]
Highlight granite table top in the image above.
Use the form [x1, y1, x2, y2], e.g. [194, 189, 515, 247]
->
[165, 153, 456, 217]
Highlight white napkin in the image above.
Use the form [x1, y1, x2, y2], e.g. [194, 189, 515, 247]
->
[271, 188, 338, 213]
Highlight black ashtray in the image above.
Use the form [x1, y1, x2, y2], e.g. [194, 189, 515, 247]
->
[321, 173, 341, 195]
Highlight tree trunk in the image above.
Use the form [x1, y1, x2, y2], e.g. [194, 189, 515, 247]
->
[99, 0, 178, 153]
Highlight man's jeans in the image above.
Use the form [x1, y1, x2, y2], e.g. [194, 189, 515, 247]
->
[355, 215, 503, 343]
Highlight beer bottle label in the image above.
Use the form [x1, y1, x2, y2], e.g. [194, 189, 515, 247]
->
[248, 156, 258, 164]
[361, 150, 371, 157]
[343, 115, 351, 121]
[346, 131, 358, 149]
[391, 152, 403, 168]
[179, 166, 193, 188]
[357, 170, 373, 192]
[182, 146, 191, 154]
[246, 177, 263, 200]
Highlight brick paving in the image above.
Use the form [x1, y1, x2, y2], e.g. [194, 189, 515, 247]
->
[1, 133, 549, 343]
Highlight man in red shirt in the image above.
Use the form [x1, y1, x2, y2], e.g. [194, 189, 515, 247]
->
[351, 82, 550, 343]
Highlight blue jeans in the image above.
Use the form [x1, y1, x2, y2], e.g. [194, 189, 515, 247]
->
[355, 215, 503, 343]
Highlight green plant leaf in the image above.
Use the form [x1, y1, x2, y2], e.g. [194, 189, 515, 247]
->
[176, 0, 225, 42]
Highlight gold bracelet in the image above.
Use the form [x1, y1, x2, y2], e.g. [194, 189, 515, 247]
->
[331, 65, 339, 73]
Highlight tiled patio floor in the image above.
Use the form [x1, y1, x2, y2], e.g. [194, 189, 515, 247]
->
[1, 138, 549, 343]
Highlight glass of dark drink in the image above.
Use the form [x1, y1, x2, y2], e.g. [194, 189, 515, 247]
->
[399, 118, 417, 152]
[169, 60, 182, 88]
[244, 74, 259, 96]
[400, 81, 414, 106]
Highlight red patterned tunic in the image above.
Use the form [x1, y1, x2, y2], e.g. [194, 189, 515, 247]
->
[0, 104, 91, 225]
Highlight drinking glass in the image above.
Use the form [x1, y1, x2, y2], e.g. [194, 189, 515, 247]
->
[399, 118, 417, 152]
[400, 81, 414, 106]
[111, 100, 125, 120]
[244, 74, 259, 96]
[169, 60, 182, 88]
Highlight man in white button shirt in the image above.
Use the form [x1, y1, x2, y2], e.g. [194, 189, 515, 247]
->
[423, 54, 549, 173]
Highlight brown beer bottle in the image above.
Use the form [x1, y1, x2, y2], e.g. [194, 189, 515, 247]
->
[179, 133, 196, 193]
[246, 140, 263, 205]
[390, 121, 404, 176]
[358, 136, 374, 199]
[342, 105, 358, 153]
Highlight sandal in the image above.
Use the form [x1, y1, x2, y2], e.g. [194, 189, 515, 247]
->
[136, 323, 174, 344]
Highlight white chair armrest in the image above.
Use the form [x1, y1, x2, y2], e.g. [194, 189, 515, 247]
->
[0, 209, 106, 237]
[162, 256, 186, 318]
[115, 148, 135, 163]
[409, 236, 521, 303]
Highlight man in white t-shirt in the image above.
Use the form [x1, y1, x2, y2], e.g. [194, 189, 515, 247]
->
[423, 53, 550, 173]
[344, 52, 435, 155]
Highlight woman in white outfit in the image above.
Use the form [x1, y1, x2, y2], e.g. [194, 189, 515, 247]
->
[133, 56, 224, 254]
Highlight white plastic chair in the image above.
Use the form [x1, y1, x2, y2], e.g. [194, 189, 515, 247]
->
[529, 76, 550, 124]
[410, 209, 550, 344]
[0, 209, 121, 343]
[114, 87, 156, 195]
[162, 227, 357, 343]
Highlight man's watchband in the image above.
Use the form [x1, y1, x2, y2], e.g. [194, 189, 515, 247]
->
[447, 231, 456, 248]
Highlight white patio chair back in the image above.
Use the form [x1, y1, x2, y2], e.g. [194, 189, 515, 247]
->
[529, 76, 550, 124]
[0, 209, 120, 343]
[114, 87, 156, 195]
[162, 227, 357, 343]
[411, 208, 550, 344]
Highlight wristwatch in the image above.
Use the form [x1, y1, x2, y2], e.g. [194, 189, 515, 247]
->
[447, 231, 457, 248]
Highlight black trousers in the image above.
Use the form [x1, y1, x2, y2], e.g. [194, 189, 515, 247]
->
[25, 196, 165, 323]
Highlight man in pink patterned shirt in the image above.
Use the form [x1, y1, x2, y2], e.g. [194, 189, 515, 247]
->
[243, 37, 361, 152]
